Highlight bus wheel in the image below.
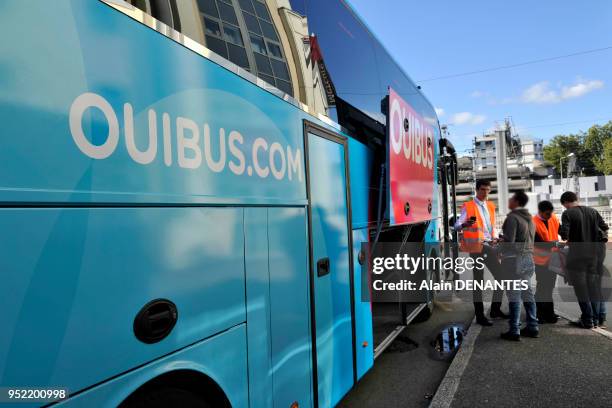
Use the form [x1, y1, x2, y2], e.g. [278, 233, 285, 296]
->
[121, 387, 212, 408]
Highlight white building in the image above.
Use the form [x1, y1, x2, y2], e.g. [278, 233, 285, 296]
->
[509, 138, 544, 170]
[533, 175, 612, 208]
[474, 136, 544, 171]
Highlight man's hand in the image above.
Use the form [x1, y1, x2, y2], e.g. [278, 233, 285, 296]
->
[462, 218, 476, 228]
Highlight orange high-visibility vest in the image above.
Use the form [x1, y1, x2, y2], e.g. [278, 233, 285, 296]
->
[459, 199, 496, 253]
[533, 214, 560, 265]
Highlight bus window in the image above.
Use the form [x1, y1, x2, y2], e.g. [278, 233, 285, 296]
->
[127, 0, 181, 31]
[195, 0, 295, 96]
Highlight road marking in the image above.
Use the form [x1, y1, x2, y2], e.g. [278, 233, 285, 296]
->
[556, 312, 612, 340]
[429, 316, 482, 408]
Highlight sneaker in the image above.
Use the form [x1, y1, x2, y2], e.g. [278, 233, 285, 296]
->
[520, 328, 540, 338]
[598, 320, 607, 329]
[500, 331, 520, 341]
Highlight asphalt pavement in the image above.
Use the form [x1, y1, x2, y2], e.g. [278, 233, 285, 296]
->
[431, 316, 612, 408]
[339, 293, 475, 408]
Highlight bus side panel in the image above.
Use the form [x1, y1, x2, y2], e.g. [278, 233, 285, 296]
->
[348, 139, 374, 230]
[58, 324, 248, 408]
[352, 229, 374, 380]
[244, 208, 274, 408]
[347, 139, 375, 379]
[0, 207, 245, 396]
[308, 134, 354, 407]
[267, 207, 313, 408]
[0, 0, 307, 206]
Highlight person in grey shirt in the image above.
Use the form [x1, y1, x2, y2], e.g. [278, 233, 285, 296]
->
[499, 191, 538, 341]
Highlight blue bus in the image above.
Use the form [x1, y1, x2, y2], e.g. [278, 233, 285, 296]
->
[0, 1, 457, 407]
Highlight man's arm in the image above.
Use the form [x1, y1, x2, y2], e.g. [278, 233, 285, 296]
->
[559, 211, 570, 241]
[502, 216, 517, 243]
[596, 211, 609, 232]
[453, 206, 468, 230]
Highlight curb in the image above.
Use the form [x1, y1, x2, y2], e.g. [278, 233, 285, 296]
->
[555, 311, 612, 340]
[429, 309, 612, 408]
[428, 316, 482, 408]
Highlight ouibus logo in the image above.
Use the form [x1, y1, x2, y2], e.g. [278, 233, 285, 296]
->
[388, 96, 434, 170]
[68, 92, 303, 182]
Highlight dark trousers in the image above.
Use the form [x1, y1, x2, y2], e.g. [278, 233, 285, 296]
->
[471, 245, 504, 317]
[596, 242, 608, 322]
[568, 258, 602, 325]
[535, 263, 557, 319]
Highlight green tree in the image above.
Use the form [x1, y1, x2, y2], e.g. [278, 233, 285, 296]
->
[584, 121, 612, 174]
[543, 121, 612, 176]
[543, 134, 587, 174]
[600, 137, 612, 174]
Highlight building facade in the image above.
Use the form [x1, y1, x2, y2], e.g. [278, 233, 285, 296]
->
[533, 175, 612, 208]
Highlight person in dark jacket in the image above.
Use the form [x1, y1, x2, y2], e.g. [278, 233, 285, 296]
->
[499, 191, 538, 341]
[559, 191, 609, 329]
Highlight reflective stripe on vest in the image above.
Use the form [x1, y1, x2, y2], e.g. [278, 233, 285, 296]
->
[533, 214, 560, 265]
[459, 199, 496, 253]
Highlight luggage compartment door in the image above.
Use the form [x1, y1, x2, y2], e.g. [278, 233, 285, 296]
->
[305, 123, 355, 407]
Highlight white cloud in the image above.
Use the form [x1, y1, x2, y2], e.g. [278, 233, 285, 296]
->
[435, 107, 445, 117]
[470, 90, 488, 98]
[561, 79, 604, 99]
[521, 78, 604, 104]
[451, 112, 487, 126]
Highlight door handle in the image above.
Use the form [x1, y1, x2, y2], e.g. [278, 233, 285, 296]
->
[317, 257, 330, 277]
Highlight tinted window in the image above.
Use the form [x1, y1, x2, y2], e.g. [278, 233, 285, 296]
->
[193, 0, 293, 96]
[203, 17, 221, 37]
[205, 35, 228, 58]
[222, 23, 244, 46]
[197, 0, 219, 17]
[250, 34, 267, 55]
[218, 1, 238, 25]
[266, 41, 283, 59]
[238, 0, 255, 14]
[253, 1, 271, 21]
[276, 79, 293, 95]
[304, 0, 383, 122]
[254, 53, 273, 75]
[271, 59, 289, 80]
[228, 44, 250, 68]
[258, 73, 275, 86]
[259, 21, 278, 41]
[243, 12, 261, 34]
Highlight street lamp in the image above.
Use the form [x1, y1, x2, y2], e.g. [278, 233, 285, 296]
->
[559, 152, 575, 190]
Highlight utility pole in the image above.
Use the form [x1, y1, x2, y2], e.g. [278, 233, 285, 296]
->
[495, 121, 510, 216]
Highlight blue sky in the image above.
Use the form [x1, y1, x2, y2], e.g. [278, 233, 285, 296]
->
[349, 0, 612, 154]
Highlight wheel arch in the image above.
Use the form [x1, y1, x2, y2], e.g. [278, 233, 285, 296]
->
[118, 369, 231, 407]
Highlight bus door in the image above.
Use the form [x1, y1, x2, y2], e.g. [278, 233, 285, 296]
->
[304, 122, 356, 407]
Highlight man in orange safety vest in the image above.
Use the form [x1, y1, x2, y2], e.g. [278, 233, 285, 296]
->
[455, 179, 507, 326]
[533, 200, 560, 323]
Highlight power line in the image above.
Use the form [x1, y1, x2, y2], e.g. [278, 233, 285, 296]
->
[450, 116, 611, 140]
[417, 45, 612, 83]
[518, 117, 611, 130]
